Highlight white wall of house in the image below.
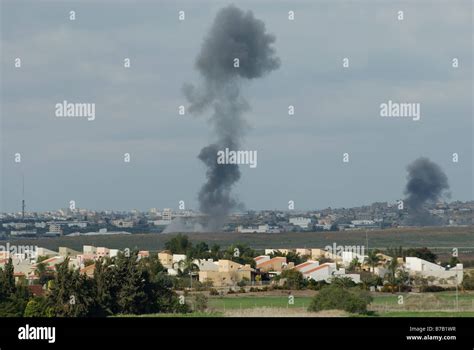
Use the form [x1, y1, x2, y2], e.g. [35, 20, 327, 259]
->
[342, 251, 366, 266]
[405, 257, 444, 272]
[405, 257, 464, 284]
[172, 254, 186, 264]
[195, 259, 218, 272]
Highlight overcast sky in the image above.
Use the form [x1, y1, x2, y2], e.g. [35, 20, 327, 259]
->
[1, 0, 472, 212]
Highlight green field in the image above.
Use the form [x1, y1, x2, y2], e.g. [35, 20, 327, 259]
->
[208, 296, 313, 310]
[4, 226, 474, 258]
[206, 291, 474, 316]
[112, 292, 474, 317]
[379, 311, 474, 317]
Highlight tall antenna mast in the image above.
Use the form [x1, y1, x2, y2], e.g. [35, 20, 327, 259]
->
[22, 173, 25, 219]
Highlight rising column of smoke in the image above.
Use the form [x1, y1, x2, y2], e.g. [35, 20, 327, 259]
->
[184, 5, 280, 231]
[404, 157, 450, 226]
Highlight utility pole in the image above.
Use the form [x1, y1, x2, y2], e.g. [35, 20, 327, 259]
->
[365, 230, 369, 254]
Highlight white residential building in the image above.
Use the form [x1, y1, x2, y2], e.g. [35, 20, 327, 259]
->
[405, 257, 463, 284]
[237, 224, 269, 233]
[162, 208, 172, 221]
[342, 251, 366, 267]
[295, 262, 360, 284]
[48, 223, 62, 235]
[289, 217, 311, 229]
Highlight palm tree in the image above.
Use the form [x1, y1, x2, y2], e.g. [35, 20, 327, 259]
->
[396, 269, 410, 293]
[386, 258, 399, 293]
[365, 250, 381, 273]
[348, 258, 361, 272]
[174, 256, 200, 289]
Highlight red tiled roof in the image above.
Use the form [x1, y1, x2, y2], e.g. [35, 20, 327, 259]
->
[294, 261, 314, 270]
[257, 257, 286, 267]
[80, 264, 95, 275]
[27, 285, 45, 297]
[40, 256, 60, 264]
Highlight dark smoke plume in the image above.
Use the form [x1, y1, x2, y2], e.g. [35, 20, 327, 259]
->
[184, 5, 280, 230]
[404, 157, 450, 226]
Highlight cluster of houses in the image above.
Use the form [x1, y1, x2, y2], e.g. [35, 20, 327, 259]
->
[0, 245, 464, 291]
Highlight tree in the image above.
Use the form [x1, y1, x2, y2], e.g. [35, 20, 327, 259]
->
[360, 272, 382, 290]
[386, 246, 404, 259]
[48, 258, 97, 317]
[174, 256, 199, 289]
[278, 269, 305, 290]
[23, 299, 43, 317]
[99, 251, 188, 315]
[223, 244, 258, 267]
[404, 247, 437, 263]
[396, 269, 411, 292]
[24, 297, 53, 317]
[0, 258, 31, 317]
[138, 254, 165, 279]
[114, 251, 155, 314]
[462, 272, 474, 291]
[385, 257, 399, 293]
[165, 234, 192, 254]
[365, 250, 381, 273]
[192, 293, 208, 312]
[348, 258, 361, 272]
[308, 284, 372, 314]
[35, 262, 54, 286]
[93, 258, 115, 316]
[331, 276, 356, 289]
[191, 242, 210, 259]
[0, 258, 15, 298]
[0, 288, 30, 317]
[210, 244, 221, 260]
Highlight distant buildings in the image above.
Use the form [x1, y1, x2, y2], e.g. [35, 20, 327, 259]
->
[47, 223, 62, 236]
[162, 208, 172, 221]
[289, 217, 311, 229]
[237, 224, 269, 233]
[111, 220, 134, 228]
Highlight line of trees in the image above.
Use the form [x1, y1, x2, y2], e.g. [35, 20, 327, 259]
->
[0, 251, 189, 317]
[164, 233, 259, 267]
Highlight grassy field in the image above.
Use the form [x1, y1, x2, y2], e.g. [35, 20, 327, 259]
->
[114, 312, 223, 318]
[113, 292, 474, 317]
[379, 311, 474, 317]
[3, 226, 474, 258]
[205, 291, 474, 317]
[208, 296, 313, 310]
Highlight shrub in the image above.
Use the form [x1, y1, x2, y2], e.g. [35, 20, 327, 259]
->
[192, 293, 208, 312]
[279, 269, 306, 290]
[420, 285, 448, 293]
[307, 279, 329, 291]
[308, 285, 372, 314]
[209, 288, 219, 296]
[462, 272, 474, 290]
